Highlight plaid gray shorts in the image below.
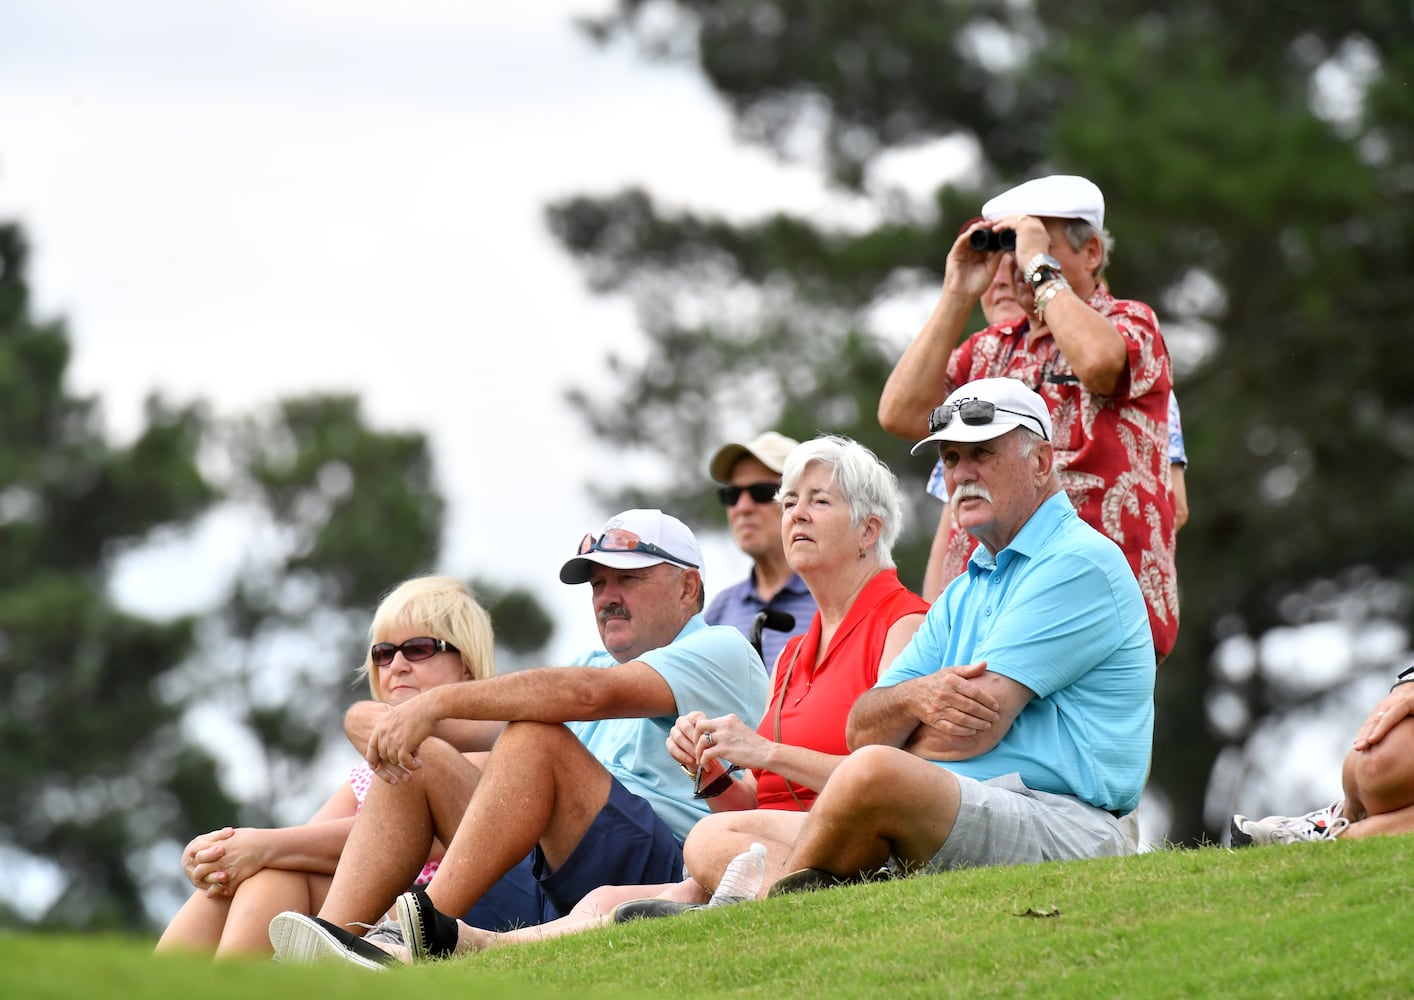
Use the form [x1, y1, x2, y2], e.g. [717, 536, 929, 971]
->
[926, 771, 1129, 871]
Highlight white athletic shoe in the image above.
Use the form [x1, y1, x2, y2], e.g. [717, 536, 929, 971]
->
[1231, 800, 1349, 846]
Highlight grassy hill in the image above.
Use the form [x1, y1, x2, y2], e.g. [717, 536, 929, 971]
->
[4, 836, 1408, 999]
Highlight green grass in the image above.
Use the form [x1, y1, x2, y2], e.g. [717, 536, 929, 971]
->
[5, 836, 1409, 999]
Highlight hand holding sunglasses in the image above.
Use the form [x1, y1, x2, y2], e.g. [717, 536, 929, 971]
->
[686, 721, 749, 800]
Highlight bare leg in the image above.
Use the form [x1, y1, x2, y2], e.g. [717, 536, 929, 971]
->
[155, 890, 232, 955]
[318, 737, 482, 930]
[424, 721, 612, 919]
[214, 869, 333, 958]
[777, 745, 961, 879]
[1341, 717, 1414, 838]
[683, 810, 808, 896]
[454, 880, 705, 953]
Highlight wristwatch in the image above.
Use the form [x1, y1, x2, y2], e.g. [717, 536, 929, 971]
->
[1394, 664, 1414, 690]
[1024, 253, 1063, 289]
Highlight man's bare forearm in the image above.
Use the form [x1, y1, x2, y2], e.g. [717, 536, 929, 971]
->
[347, 702, 501, 755]
[425, 663, 676, 727]
[878, 291, 974, 439]
[846, 685, 921, 749]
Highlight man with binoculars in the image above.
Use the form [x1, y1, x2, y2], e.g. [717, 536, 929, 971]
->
[878, 174, 1180, 662]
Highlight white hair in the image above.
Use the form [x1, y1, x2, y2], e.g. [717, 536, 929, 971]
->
[779, 435, 904, 569]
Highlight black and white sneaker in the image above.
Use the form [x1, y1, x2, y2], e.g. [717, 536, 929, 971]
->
[268, 912, 398, 970]
[393, 889, 462, 961]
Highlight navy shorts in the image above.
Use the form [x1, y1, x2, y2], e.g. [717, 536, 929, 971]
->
[530, 775, 684, 922]
[457, 776, 684, 930]
[461, 851, 543, 932]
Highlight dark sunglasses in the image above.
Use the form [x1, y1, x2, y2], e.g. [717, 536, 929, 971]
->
[716, 482, 779, 507]
[577, 528, 699, 569]
[927, 399, 1049, 441]
[370, 636, 459, 668]
[693, 760, 745, 800]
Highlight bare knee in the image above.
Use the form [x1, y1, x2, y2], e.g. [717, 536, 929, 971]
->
[498, 720, 582, 751]
[1349, 720, 1414, 815]
[823, 745, 913, 807]
[684, 810, 741, 850]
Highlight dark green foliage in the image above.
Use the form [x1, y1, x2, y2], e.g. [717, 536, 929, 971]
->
[0, 222, 222, 930]
[556, 2, 1414, 841]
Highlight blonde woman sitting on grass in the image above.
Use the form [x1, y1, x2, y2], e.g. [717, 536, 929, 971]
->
[155, 576, 501, 959]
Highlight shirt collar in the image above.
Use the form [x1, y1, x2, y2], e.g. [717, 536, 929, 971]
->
[966, 491, 1074, 576]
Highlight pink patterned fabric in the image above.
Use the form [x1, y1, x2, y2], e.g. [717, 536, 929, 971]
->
[940, 286, 1179, 658]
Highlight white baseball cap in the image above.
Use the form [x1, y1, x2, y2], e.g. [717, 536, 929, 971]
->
[559, 509, 705, 585]
[910, 377, 1053, 454]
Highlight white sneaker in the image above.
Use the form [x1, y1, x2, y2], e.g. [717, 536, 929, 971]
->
[1231, 800, 1349, 846]
[267, 911, 397, 970]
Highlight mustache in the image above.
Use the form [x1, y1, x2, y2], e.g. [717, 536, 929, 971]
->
[597, 605, 631, 625]
[952, 483, 993, 504]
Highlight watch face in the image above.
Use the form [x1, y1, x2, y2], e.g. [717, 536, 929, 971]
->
[1028, 255, 1061, 286]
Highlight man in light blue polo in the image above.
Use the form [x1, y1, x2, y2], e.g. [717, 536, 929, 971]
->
[770, 377, 1154, 892]
[270, 509, 768, 964]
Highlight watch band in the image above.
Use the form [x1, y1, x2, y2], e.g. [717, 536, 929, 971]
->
[1034, 277, 1070, 324]
[1394, 664, 1414, 690]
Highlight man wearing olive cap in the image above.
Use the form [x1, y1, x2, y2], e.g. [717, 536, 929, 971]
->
[706, 431, 817, 671]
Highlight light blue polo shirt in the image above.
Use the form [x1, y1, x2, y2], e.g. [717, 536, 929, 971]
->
[877, 492, 1154, 814]
[566, 614, 767, 841]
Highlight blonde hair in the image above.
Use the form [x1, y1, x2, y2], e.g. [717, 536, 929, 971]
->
[359, 576, 496, 700]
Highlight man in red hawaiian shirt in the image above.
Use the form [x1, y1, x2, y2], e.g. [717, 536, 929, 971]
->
[879, 175, 1178, 660]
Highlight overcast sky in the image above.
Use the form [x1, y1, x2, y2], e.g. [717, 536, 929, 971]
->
[0, 0, 886, 664]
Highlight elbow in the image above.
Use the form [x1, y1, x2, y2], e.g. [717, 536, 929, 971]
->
[568, 674, 618, 718]
[1075, 364, 1124, 398]
[343, 700, 382, 743]
[844, 710, 878, 752]
[877, 396, 908, 438]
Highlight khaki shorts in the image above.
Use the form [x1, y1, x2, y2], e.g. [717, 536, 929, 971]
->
[926, 771, 1129, 871]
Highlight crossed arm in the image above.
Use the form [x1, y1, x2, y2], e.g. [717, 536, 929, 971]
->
[846, 661, 1034, 760]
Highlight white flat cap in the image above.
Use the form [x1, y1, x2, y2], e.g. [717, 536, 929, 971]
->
[982, 175, 1105, 231]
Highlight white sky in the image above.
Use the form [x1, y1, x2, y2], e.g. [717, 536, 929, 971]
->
[0, 0, 885, 663]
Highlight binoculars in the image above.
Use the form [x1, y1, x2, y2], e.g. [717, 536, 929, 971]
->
[968, 227, 1016, 252]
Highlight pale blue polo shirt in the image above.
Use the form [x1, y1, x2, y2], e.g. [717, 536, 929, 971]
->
[876, 492, 1154, 814]
[566, 614, 768, 841]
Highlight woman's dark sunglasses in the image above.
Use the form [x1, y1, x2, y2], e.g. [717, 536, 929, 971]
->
[577, 528, 699, 569]
[716, 482, 779, 507]
[370, 636, 459, 668]
[927, 399, 1049, 441]
[693, 761, 745, 800]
